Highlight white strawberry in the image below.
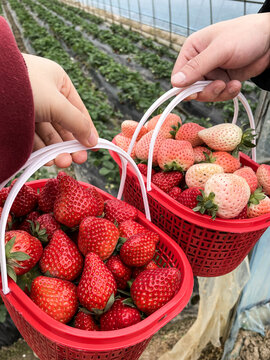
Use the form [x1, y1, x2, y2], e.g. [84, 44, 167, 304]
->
[256, 164, 270, 196]
[198, 124, 242, 151]
[185, 163, 224, 189]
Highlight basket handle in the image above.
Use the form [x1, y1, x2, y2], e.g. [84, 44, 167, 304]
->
[0, 139, 151, 295]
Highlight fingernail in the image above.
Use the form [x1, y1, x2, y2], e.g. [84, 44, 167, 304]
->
[171, 72, 186, 85]
[214, 87, 222, 95]
[228, 87, 238, 94]
[88, 132, 98, 147]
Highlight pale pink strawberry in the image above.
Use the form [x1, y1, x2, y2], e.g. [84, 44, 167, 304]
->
[146, 113, 182, 138]
[193, 146, 211, 163]
[114, 133, 137, 159]
[175, 123, 205, 147]
[185, 163, 224, 188]
[157, 139, 194, 171]
[168, 187, 182, 201]
[202, 173, 250, 219]
[198, 124, 242, 151]
[135, 130, 165, 165]
[121, 120, 148, 140]
[234, 167, 258, 193]
[211, 152, 241, 173]
[247, 196, 270, 218]
[256, 164, 270, 195]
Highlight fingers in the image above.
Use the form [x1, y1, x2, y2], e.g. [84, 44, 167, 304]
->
[195, 80, 241, 102]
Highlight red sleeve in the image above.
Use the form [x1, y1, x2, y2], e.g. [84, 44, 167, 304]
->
[0, 16, 34, 183]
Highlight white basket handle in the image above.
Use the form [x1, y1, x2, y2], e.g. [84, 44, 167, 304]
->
[118, 80, 256, 196]
[0, 139, 151, 295]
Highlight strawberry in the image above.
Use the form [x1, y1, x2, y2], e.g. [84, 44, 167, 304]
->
[121, 120, 148, 140]
[32, 213, 61, 242]
[100, 298, 141, 331]
[247, 188, 270, 218]
[195, 173, 250, 219]
[104, 199, 138, 224]
[78, 216, 119, 260]
[131, 268, 181, 315]
[234, 205, 248, 219]
[74, 310, 99, 331]
[118, 219, 159, 244]
[152, 171, 183, 193]
[256, 164, 270, 195]
[135, 130, 165, 165]
[193, 146, 211, 163]
[30, 276, 78, 324]
[146, 113, 182, 138]
[77, 252, 117, 311]
[132, 260, 159, 279]
[5, 230, 43, 281]
[175, 123, 205, 147]
[39, 230, 83, 281]
[157, 139, 194, 171]
[120, 233, 156, 267]
[38, 178, 59, 213]
[19, 211, 40, 233]
[0, 207, 13, 230]
[137, 163, 156, 177]
[86, 185, 104, 216]
[234, 166, 258, 193]
[106, 255, 132, 290]
[53, 172, 99, 227]
[209, 152, 241, 173]
[177, 187, 202, 209]
[168, 187, 182, 201]
[198, 124, 242, 151]
[114, 133, 137, 159]
[0, 186, 9, 206]
[9, 181, 38, 217]
[185, 163, 224, 188]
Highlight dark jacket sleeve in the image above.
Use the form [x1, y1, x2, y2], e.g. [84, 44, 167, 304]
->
[251, 0, 270, 91]
[0, 16, 34, 183]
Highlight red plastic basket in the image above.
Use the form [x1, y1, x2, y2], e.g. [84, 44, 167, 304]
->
[109, 82, 269, 277]
[0, 140, 193, 360]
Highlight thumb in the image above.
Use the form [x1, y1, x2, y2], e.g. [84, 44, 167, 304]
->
[171, 43, 226, 87]
[51, 91, 98, 148]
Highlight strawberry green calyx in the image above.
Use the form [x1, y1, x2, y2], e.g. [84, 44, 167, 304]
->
[232, 128, 256, 158]
[203, 152, 216, 163]
[29, 220, 48, 243]
[5, 237, 31, 282]
[169, 122, 181, 138]
[248, 187, 266, 206]
[193, 190, 219, 220]
[164, 161, 184, 172]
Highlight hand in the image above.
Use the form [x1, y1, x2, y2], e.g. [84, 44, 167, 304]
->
[23, 54, 99, 167]
[171, 13, 270, 102]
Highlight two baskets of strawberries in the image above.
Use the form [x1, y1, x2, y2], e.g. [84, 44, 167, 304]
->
[0, 139, 193, 360]
[110, 81, 270, 277]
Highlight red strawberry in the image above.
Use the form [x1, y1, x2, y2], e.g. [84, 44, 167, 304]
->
[0, 207, 13, 230]
[5, 230, 43, 280]
[32, 213, 61, 242]
[157, 139, 194, 171]
[100, 298, 141, 331]
[19, 211, 40, 233]
[131, 268, 181, 315]
[9, 181, 38, 217]
[106, 255, 132, 290]
[137, 163, 156, 177]
[256, 164, 270, 195]
[175, 123, 205, 147]
[54, 172, 99, 227]
[78, 217, 119, 260]
[86, 185, 104, 216]
[168, 187, 182, 201]
[234, 205, 248, 219]
[234, 167, 258, 193]
[74, 310, 99, 331]
[77, 252, 117, 311]
[120, 233, 156, 267]
[30, 276, 78, 324]
[121, 120, 148, 140]
[177, 187, 202, 209]
[39, 230, 83, 281]
[38, 178, 59, 213]
[118, 219, 159, 244]
[152, 171, 183, 193]
[132, 260, 159, 279]
[0, 186, 9, 206]
[104, 199, 138, 224]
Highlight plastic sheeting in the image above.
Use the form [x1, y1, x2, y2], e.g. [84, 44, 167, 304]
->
[222, 227, 270, 359]
[158, 259, 250, 360]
